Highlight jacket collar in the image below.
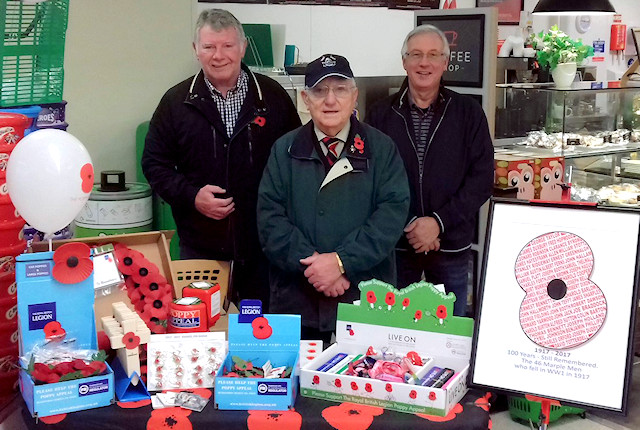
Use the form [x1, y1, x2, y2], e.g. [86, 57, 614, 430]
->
[394, 77, 449, 111]
[290, 116, 370, 161]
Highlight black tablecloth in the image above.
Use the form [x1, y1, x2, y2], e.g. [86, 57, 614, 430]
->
[21, 389, 492, 430]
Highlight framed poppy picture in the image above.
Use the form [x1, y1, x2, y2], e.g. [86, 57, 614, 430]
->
[470, 198, 640, 414]
[476, 0, 523, 25]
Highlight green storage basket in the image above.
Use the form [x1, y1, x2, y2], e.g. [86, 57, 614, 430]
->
[1, 0, 69, 107]
[508, 396, 585, 425]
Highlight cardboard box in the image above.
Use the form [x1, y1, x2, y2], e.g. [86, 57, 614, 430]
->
[32, 231, 176, 328]
[494, 154, 536, 199]
[300, 280, 474, 416]
[16, 251, 115, 417]
[215, 313, 300, 410]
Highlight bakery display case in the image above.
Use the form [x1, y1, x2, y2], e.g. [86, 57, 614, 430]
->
[494, 82, 640, 207]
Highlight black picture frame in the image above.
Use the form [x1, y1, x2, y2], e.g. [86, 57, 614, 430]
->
[416, 14, 485, 88]
[475, 0, 523, 25]
[469, 198, 640, 414]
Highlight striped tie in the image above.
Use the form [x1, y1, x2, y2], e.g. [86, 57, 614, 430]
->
[322, 137, 340, 166]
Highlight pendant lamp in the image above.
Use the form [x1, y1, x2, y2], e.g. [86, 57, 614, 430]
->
[533, 0, 615, 15]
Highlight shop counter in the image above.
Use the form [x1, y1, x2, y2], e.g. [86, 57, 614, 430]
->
[20, 389, 492, 430]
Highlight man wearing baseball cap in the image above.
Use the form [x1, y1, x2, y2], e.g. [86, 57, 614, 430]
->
[257, 54, 410, 343]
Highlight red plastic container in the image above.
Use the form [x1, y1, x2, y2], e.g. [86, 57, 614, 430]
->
[182, 282, 221, 328]
[167, 297, 208, 333]
[0, 218, 24, 247]
[0, 113, 29, 147]
[0, 321, 18, 348]
[0, 241, 26, 258]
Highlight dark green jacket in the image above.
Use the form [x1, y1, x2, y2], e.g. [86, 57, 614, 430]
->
[257, 117, 410, 331]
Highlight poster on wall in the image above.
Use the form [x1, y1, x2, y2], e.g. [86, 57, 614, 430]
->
[470, 199, 640, 413]
[476, 0, 522, 25]
[416, 14, 485, 87]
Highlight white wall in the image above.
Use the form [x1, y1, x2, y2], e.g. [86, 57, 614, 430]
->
[63, 0, 197, 183]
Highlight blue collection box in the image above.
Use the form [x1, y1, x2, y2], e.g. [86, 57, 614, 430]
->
[16, 251, 114, 418]
[215, 313, 300, 410]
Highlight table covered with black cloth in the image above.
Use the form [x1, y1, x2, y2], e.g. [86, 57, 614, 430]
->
[20, 389, 492, 430]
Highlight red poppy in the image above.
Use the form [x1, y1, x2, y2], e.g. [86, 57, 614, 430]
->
[436, 305, 447, 320]
[140, 273, 172, 299]
[88, 360, 107, 374]
[143, 290, 173, 309]
[131, 258, 160, 284]
[334, 378, 342, 388]
[385, 383, 392, 393]
[115, 246, 144, 276]
[475, 392, 492, 412]
[385, 292, 395, 307]
[366, 291, 376, 307]
[312, 375, 320, 385]
[253, 116, 266, 127]
[128, 284, 144, 304]
[43, 321, 66, 341]
[247, 409, 302, 430]
[40, 414, 67, 424]
[52, 242, 93, 284]
[140, 311, 167, 334]
[406, 351, 422, 366]
[80, 163, 94, 194]
[321, 403, 384, 430]
[364, 383, 372, 393]
[97, 330, 112, 352]
[417, 403, 463, 422]
[147, 407, 192, 430]
[429, 391, 437, 401]
[414, 310, 423, 322]
[251, 317, 273, 340]
[143, 300, 169, 320]
[122, 332, 141, 350]
[402, 298, 410, 310]
[350, 381, 358, 391]
[52, 361, 75, 375]
[409, 390, 417, 399]
[353, 135, 365, 154]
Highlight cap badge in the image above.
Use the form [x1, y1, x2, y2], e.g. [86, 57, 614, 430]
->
[321, 55, 336, 68]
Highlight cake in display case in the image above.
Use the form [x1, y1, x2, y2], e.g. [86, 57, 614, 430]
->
[494, 82, 640, 207]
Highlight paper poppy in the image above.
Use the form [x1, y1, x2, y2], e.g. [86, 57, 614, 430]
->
[52, 242, 93, 284]
[139, 272, 169, 298]
[134, 298, 147, 314]
[114, 246, 145, 276]
[43, 321, 66, 341]
[251, 317, 273, 340]
[148, 318, 167, 334]
[321, 403, 383, 430]
[247, 409, 302, 430]
[353, 135, 365, 154]
[143, 300, 169, 320]
[253, 116, 266, 127]
[131, 258, 160, 284]
[80, 163, 94, 194]
[122, 332, 141, 350]
[436, 305, 447, 320]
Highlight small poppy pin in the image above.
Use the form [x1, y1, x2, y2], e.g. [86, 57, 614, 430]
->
[253, 116, 266, 127]
[353, 134, 365, 154]
[52, 242, 93, 284]
[122, 332, 141, 350]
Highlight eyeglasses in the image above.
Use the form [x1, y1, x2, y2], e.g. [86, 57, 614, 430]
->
[404, 51, 446, 63]
[306, 84, 355, 99]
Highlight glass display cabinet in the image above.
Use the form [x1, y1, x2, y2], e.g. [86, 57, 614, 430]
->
[494, 82, 640, 207]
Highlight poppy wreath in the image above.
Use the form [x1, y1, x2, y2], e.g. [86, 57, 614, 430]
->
[114, 244, 173, 334]
[28, 351, 108, 385]
[52, 242, 93, 284]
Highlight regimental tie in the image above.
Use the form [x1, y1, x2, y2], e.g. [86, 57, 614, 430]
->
[321, 136, 341, 166]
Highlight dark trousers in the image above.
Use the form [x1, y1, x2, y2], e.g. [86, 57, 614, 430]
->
[180, 244, 271, 313]
[301, 326, 333, 347]
[396, 248, 472, 317]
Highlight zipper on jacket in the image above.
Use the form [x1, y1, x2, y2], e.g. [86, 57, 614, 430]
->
[211, 125, 217, 159]
[247, 123, 254, 166]
[393, 105, 426, 217]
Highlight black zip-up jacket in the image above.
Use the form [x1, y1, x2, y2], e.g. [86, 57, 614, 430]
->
[366, 82, 494, 252]
[142, 64, 301, 260]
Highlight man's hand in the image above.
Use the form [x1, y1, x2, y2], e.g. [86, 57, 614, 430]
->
[313, 275, 351, 298]
[404, 216, 441, 253]
[195, 185, 234, 220]
[300, 252, 342, 289]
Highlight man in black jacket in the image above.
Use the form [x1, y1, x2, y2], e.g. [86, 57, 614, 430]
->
[142, 9, 301, 310]
[366, 24, 494, 316]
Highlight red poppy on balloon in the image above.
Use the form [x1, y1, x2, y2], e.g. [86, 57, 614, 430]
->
[80, 163, 94, 193]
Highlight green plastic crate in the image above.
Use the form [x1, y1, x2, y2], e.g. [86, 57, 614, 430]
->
[508, 396, 585, 425]
[1, 0, 69, 107]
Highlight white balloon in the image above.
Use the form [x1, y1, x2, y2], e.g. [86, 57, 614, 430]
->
[6, 129, 93, 234]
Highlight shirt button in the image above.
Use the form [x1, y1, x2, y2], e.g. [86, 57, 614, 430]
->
[319, 210, 324, 216]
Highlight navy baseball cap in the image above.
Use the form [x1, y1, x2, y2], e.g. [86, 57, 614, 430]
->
[305, 54, 354, 88]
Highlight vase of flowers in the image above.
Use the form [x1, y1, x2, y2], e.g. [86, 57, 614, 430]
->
[528, 25, 595, 89]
